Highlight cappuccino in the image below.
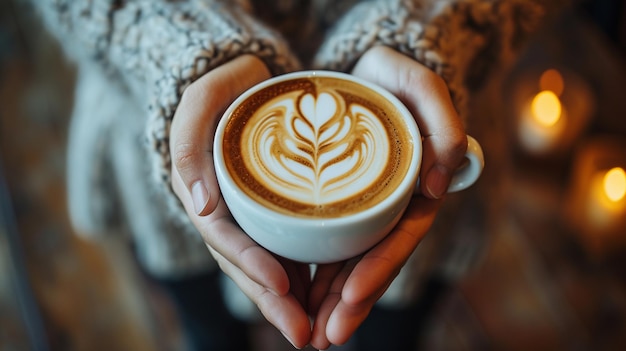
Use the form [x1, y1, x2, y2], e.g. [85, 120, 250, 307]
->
[221, 76, 414, 218]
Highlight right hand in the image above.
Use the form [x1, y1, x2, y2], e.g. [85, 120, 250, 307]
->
[308, 46, 468, 349]
[169, 55, 313, 349]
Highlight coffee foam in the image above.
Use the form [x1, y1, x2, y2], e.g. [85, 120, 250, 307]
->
[223, 77, 412, 218]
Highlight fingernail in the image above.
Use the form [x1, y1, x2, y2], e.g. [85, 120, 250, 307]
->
[191, 181, 209, 215]
[280, 330, 301, 349]
[425, 164, 450, 199]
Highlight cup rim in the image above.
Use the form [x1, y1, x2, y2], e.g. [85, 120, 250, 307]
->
[214, 70, 422, 225]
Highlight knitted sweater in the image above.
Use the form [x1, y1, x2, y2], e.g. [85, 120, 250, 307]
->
[35, 0, 544, 292]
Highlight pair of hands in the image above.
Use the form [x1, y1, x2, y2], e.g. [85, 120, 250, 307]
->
[170, 46, 467, 349]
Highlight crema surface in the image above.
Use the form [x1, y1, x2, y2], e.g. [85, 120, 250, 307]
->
[223, 77, 413, 218]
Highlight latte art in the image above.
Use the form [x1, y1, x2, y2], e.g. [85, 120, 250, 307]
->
[223, 77, 413, 218]
[243, 90, 390, 206]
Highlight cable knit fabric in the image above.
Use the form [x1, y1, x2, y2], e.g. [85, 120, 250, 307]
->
[34, 0, 546, 296]
[314, 0, 544, 122]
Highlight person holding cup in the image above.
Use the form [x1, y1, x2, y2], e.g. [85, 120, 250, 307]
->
[34, 0, 549, 349]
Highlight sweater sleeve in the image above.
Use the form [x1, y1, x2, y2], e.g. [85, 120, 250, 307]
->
[313, 0, 545, 119]
[36, 0, 301, 203]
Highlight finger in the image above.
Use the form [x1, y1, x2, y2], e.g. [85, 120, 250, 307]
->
[172, 166, 290, 295]
[352, 46, 467, 199]
[341, 196, 441, 306]
[208, 246, 312, 349]
[308, 262, 345, 317]
[324, 197, 442, 345]
[310, 291, 340, 350]
[310, 260, 358, 349]
[276, 256, 312, 309]
[170, 55, 271, 215]
[200, 207, 291, 295]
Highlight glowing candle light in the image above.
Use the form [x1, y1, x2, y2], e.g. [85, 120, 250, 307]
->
[512, 67, 594, 157]
[531, 90, 562, 127]
[564, 137, 626, 259]
[603, 167, 626, 202]
[519, 85, 566, 154]
[586, 167, 626, 233]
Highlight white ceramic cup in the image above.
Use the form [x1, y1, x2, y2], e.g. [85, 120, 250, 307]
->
[214, 71, 484, 263]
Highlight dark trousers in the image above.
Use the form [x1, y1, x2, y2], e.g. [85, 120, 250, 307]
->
[155, 271, 448, 351]
[353, 277, 449, 351]
[155, 270, 252, 351]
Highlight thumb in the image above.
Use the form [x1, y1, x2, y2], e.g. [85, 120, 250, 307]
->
[352, 46, 467, 199]
[170, 55, 271, 215]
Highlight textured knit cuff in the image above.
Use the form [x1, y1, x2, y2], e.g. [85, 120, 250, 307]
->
[104, 1, 301, 210]
[314, 0, 544, 120]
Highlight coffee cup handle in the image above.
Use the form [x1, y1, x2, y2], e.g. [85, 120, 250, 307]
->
[415, 135, 484, 194]
[446, 135, 484, 193]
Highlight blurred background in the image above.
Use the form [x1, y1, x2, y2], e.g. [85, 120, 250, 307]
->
[1, 0, 625, 350]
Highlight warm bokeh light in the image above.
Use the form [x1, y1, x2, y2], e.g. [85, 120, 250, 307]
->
[531, 90, 562, 127]
[539, 69, 564, 96]
[603, 167, 626, 202]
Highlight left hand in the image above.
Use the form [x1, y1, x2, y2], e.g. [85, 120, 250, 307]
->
[170, 55, 313, 349]
[309, 46, 468, 349]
